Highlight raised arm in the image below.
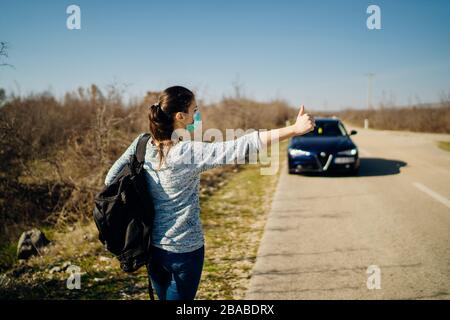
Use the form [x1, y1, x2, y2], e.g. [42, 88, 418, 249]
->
[185, 105, 314, 173]
[258, 105, 316, 147]
[187, 130, 262, 173]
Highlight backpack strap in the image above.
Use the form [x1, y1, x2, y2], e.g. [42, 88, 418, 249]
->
[135, 133, 152, 163]
[145, 264, 156, 300]
[133, 136, 157, 301]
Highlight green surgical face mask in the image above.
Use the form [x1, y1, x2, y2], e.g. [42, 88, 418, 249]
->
[186, 111, 201, 132]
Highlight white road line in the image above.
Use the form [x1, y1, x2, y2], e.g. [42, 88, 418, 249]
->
[412, 182, 450, 209]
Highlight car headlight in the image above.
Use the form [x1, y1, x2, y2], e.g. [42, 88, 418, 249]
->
[289, 149, 311, 156]
[337, 148, 357, 156]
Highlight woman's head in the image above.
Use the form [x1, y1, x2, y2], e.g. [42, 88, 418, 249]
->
[148, 85, 197, 168]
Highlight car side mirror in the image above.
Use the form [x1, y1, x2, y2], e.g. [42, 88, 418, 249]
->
[350, 130, 357, 135]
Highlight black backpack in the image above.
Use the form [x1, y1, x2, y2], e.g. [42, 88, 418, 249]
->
[93, 133, 155, 300]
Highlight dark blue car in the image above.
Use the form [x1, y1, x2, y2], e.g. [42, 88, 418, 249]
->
[288, 117, 360, 175]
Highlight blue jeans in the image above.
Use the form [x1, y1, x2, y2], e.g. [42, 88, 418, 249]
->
[147, 245, 204, 300]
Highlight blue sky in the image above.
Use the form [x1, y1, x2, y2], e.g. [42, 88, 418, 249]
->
[0, 0, 449, 110]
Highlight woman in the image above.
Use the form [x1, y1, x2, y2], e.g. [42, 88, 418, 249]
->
[104, 86, 315, 300]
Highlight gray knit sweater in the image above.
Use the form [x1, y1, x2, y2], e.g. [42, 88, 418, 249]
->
[104, 130, 262, 253]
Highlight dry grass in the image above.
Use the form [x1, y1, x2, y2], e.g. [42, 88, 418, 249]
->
[437, 141, 450, 152]
[196, 141, 286, 299]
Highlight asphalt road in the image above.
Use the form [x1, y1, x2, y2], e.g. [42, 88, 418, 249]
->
[245, 124, 450, 299]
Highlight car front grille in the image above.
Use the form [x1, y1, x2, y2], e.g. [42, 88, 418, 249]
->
[317, 152, 329, 167]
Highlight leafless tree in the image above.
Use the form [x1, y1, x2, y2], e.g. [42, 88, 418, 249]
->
[0, 41, 13, 68]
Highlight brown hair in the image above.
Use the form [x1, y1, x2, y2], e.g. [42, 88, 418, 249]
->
[148, 86, 194, 169]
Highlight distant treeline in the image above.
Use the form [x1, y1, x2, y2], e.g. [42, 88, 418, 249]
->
[316, 102, 450, 134]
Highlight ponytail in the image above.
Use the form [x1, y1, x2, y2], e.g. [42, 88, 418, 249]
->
[148, 86, 194, 169]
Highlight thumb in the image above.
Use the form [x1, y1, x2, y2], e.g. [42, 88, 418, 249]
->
[299, 105, 305, 116]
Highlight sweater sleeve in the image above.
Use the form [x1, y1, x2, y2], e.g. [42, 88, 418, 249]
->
[188, 130, 262, 173]
[104, 133, 144, 185]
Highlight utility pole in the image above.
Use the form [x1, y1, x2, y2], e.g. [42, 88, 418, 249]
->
[366, 73, 375, 109]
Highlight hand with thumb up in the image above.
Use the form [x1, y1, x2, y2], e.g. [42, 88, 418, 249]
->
[294, 105, 316, 135]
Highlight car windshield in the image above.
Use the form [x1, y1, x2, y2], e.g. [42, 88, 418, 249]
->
[300, 121, 348, 138]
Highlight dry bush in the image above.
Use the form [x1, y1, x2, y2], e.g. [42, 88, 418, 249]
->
[201, 97, 297, 134]
[317, 100, 450, 134]
[0, 85, 150, 238]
